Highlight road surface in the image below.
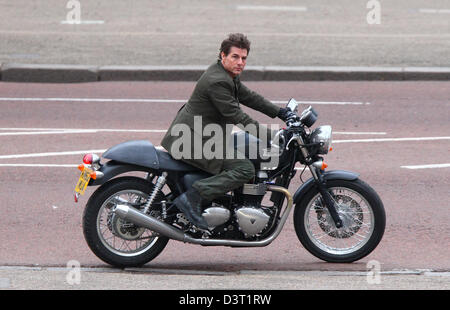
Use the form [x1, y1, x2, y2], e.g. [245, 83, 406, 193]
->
[0, 80, 448, 289]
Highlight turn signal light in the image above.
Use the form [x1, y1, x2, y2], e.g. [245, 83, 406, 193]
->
[321, 162, 328, 170]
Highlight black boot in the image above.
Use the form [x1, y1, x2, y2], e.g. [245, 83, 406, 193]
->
[173, 188, 209, 230]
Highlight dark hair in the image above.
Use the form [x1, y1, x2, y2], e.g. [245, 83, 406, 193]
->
[219, 33, 251, 59]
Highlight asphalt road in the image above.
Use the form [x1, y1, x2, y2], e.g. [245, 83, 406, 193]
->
[1, 0, 449, 67]
[0, 80, 449, 289]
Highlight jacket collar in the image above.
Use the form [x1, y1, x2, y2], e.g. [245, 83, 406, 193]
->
[217, 59, 240, 84]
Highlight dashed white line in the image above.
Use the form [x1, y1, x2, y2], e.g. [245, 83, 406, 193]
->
[401, 163, 450, 170]
[0, 98, 369, 105]
[0, 97, 185, 103]
[333, 131, 386, 135]
[0, 150, 106, 160]
[0, 164, 78, 168]
[271, 100, 370, 105]
[0, 127, 167, 136]
[0, 130, 97, 136]
[0, 127, 383, 136]
[0, 136, 448, 160]
[419, 9, 450, 14]
[236, 5, 307, 12]
[2, 163, 448, 170]
[61, 20, 105, 24]
[333, 136, 450, 143]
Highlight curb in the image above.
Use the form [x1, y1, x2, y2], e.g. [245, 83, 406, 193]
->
[1, 265, 449, 276]
[1, 63, 449, 83]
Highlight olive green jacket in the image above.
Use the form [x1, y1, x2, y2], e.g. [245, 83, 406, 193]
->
[161, 60, 280, 174]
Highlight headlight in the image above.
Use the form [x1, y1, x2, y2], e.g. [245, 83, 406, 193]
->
[310, 125, 332, 154]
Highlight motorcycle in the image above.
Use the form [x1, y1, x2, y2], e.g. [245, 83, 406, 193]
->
[74, 99, 385, 267]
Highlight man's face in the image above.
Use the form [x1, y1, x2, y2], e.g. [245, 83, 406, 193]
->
[221, 46, 247, 77]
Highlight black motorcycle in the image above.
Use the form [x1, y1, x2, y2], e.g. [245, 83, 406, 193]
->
[74, 99, 385, 267]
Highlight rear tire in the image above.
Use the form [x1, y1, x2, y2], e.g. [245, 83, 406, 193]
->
[294, 178, 385, 263]
[83, 177, 169, 267]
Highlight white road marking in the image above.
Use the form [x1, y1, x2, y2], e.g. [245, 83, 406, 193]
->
[333, 131, 386, 135]
[0, 164, 78, 167]
[333, 136, 450, 143]
[0, 128, 166, 135]
[236, 5, 307, 12]
[0, 97, 185, 103]
[0, 130, 98, 136]
[272, 100, 370, 105]
[0, 162, 311, 170]
[0, 136, 448, 160]
[0, 97, 369, 105]
[419, 9, 450, 14]
[0, 145, 167, 160]
[0, 127, 384, 136]
[0, 150, 107, 160]
[2, 162, 448, 170]
[61, 20, 105, 24]
[401, 163, 450, 169]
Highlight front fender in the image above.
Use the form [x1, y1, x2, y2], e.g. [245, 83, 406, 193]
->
[292, 170, 360, 205]
[89, 160, 153, 186]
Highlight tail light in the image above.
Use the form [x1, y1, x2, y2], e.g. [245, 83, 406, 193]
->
[80, 153, 103, 180]
[83, 153, 100, 165]
[83, 154, 93, 164]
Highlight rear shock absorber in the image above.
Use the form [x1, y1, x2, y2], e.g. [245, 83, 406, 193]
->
[143, 172, 168, 214]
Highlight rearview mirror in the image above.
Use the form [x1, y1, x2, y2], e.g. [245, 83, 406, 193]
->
[286, 98, 298, 113]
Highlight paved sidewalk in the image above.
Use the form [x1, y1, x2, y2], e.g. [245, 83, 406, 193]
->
[1, 1, 449, 82]
[1, 266, 449, 290]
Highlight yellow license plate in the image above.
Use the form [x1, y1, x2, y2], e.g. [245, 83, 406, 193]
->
[74, 167, 93, 195]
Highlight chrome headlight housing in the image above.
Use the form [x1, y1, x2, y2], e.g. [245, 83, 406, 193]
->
[310, 125, 332, 154]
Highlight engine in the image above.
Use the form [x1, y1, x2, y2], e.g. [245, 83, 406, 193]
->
[201, 204, 272, 238]
[199, 181, 273, 238]
[202, 204, 231, 228]
[235, 207, 270, 237]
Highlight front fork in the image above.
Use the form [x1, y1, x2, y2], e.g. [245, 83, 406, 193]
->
[311, 168, 343, 228]
[297, 136, 343, 228]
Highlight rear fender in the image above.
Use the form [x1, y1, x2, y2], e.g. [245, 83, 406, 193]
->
[102, 140, 160, 169]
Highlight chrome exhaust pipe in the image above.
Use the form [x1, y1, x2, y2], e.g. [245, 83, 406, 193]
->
[113, 185, 293, 247]
[113, 204, 188, 242]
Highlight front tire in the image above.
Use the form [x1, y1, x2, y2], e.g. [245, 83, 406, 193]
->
[83, 177, 169, 267]
[294, 178, 385, 263]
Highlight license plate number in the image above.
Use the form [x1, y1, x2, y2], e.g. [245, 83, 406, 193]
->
[74, 167, 93, 195]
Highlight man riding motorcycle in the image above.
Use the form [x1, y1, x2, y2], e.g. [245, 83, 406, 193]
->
[161, 33, 294, 229]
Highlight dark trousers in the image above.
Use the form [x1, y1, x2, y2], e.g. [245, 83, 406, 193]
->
[183, 158, 255, 201]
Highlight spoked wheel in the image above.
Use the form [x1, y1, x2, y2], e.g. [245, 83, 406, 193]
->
[83, 177, 169, 267]
[294, 179, 385, 263]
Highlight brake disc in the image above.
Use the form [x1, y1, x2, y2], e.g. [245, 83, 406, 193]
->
[107, 212, 146, 240]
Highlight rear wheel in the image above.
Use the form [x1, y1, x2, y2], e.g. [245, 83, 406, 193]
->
[83, 177, 169, 267]
[294, 179, 385, 263]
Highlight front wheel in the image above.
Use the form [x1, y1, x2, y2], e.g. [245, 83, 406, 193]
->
[294, 178, 385, 263]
